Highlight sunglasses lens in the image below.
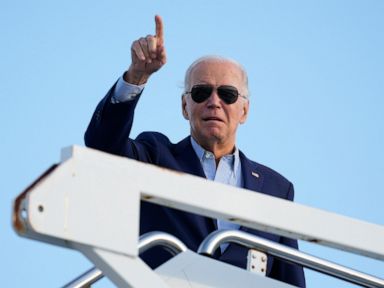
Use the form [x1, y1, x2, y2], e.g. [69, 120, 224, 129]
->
[191, 86, 213, 103]
[217, 86, 239, 104]
[189, 85, 240, 104]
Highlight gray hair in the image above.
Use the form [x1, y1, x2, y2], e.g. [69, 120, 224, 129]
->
[183, 55, 249, 97]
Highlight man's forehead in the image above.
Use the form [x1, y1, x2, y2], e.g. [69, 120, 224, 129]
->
[190, 60, 243, 82]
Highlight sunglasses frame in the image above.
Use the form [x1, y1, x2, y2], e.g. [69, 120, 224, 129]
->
[185, 84, 247, 105]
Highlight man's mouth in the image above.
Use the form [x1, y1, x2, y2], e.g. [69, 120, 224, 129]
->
[203, 117, 224, 122]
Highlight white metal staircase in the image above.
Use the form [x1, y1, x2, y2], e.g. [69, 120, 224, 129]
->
[12, 146, 384, 287]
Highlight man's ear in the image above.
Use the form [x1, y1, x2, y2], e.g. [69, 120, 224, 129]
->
[182, 95, 189, 120]
[239, 100, 249, 124]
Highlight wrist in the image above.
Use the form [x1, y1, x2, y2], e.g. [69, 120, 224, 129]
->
[123, 68, 150, 85]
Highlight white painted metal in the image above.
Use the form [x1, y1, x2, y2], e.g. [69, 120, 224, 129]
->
[12, 145, 384, 287]
[15, 148, 141, 256]
[155, 250, 295, 288]
[247, 249, 267, 275]
[55, 145, 384, 260]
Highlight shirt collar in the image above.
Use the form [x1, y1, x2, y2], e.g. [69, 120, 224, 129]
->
[190, 137, 241, 177]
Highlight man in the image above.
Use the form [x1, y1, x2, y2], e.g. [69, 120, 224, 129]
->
[85, 15, 305, 287]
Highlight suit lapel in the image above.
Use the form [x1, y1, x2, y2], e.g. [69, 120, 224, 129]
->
[173, 136, 217, 240]
[240, 150, 264, 193]
[236, 151, 265, 237]
[174, 136, 206, 178]
[238, 151, 277, 274]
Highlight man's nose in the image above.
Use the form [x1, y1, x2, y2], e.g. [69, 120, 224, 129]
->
[206, 89, 221, 107]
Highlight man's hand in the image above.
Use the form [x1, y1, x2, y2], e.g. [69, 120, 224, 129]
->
[124, 15, 166, 85]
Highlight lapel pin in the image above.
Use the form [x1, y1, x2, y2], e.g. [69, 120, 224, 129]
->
[251, 172, 260, 178]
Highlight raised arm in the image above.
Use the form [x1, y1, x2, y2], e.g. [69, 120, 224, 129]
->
[85, 15, 166, 155]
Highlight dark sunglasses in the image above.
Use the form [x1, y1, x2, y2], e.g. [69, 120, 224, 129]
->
[185, 85, 247, 105]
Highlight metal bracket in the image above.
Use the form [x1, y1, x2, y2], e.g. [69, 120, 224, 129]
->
[247, 249, 267, 275]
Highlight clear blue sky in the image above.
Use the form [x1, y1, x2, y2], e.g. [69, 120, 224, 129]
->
[1, 1, 383, 287]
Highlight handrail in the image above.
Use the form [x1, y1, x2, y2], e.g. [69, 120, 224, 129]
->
[62, 231, 188, 288]
[197, 230, 384, 288]
[138, 230, 188, 255]
[61, 267, 103, 288]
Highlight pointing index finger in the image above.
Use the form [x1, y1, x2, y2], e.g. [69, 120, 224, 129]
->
[155, 15, 164, 46]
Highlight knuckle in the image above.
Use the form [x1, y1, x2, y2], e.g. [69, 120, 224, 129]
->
[131, 40, 140, 49]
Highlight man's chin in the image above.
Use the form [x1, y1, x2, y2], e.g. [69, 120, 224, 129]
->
[203, 132, 225, 144]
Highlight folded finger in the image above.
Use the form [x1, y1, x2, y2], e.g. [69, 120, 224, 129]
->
[131, 40, 145, 61]
[138, 37, 151, 62]
[146, 35, 157, 59]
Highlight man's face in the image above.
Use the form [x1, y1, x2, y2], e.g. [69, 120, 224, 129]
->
[182, 60, 249, 151]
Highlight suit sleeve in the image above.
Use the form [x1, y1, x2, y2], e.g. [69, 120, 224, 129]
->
[84, 83, 143, 158]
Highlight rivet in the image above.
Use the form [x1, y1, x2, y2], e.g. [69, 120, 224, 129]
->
[261, 256, 266, 262]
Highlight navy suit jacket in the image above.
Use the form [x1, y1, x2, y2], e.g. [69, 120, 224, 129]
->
[85, 86, 306, 287]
